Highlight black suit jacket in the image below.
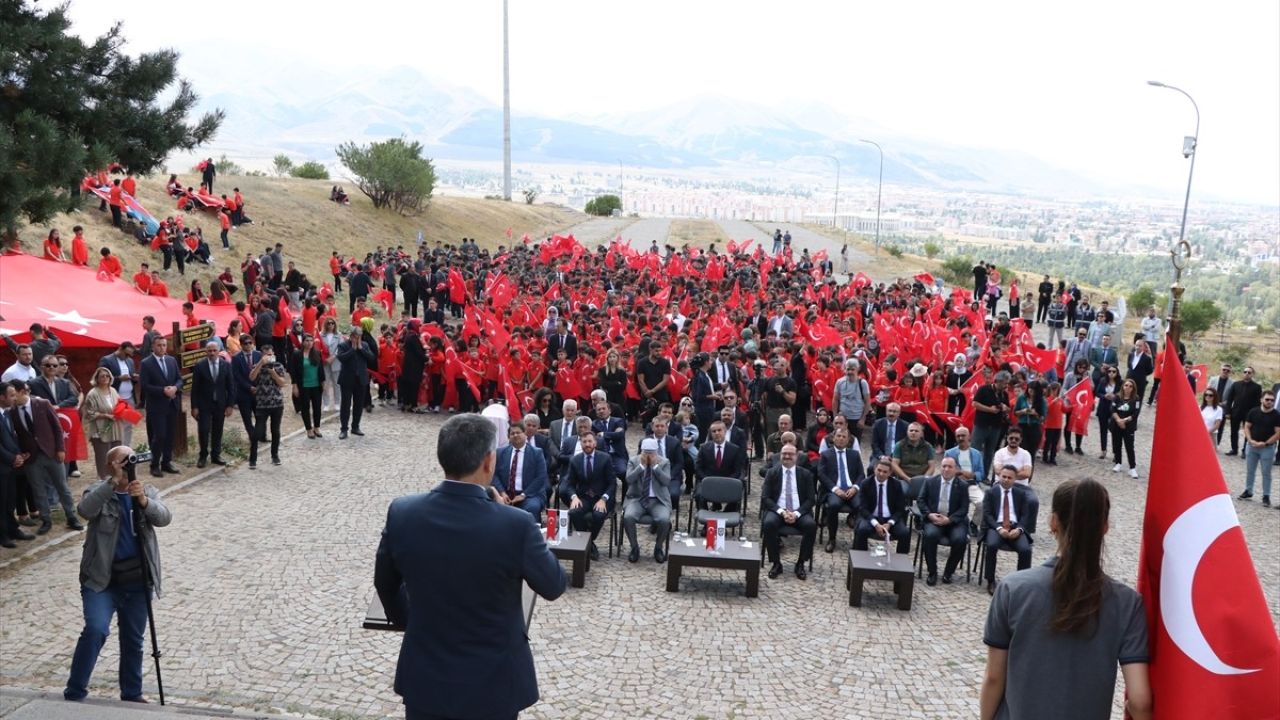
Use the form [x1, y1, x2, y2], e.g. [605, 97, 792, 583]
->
[724, 424, 748, 453]
[695, 440, 745, 480]
[818, 446, 866, 495]
[982, 483, 1038, 537]
[28, 376, 76, 408]
[709, 358, 742, 396]
[0, 409, 21, 476]
[1126, 352, 1154, 384]
[336, 340, 377, 386]
[761, 464, 816, 517]
[546, 332, 578, 361]
[918, 474, 970, 526]
[561, 450, 615, 508]
[374, 482, 566, 718]
[139, 353, 183, 412]
[871, 418, 910, 460]
[191, 357, 234, 410]
[858, 477, 908, 526]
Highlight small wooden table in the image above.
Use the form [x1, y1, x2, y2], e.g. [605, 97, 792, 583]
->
[846, 549, 914, 610]
[666, 540, 760, 597]
[364, 584, 536, 631]
[548, 532, 591, 588]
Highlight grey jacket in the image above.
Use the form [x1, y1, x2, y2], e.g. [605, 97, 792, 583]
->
[624, 457, 672, 511]
[78, 480, 172, 596]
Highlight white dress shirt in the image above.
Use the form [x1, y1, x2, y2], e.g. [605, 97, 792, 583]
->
[775, 467, 799, 514]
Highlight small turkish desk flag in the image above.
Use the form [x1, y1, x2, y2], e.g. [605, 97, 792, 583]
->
[1137, 345, 1280, 719]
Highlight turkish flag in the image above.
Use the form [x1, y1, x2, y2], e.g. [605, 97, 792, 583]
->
[1066, 379, 1095, 436]
[913, 272, 935, 287]
[112, 399, 143, 425]
[1022, 345, 1058, 374]
[1137, 348, 1280, 718]
[725, 279, 741, 310]
[1188, 364, 1209, 395]
[56, 408, 88, 462]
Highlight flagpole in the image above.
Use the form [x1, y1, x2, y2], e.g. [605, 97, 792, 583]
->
[1147, 80, 1199, 352]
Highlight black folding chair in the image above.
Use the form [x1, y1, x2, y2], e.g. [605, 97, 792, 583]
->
[690, 476, 746, 539]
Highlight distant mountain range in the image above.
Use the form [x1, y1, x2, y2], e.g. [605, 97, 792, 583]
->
[196, 65, 1103, 197]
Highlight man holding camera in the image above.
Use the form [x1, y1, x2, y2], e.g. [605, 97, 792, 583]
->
[65, 445, 171, 703]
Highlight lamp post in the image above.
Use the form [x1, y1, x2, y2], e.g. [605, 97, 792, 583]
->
[1147, 80, 1199, 350]
[859, 139, 883, 256]
[501, 0, 512, 201]
[823, 155, 840, 231]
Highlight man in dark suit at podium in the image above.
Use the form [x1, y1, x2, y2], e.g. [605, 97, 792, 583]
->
[375, 413, 566, 720]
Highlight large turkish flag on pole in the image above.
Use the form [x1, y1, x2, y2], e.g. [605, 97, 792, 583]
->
[1137, 346, 1280, 719]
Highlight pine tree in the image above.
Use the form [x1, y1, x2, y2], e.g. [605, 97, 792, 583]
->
[0, 1, 222, 246]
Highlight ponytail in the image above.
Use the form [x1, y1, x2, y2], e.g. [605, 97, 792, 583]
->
[1050, 477, 1110, 635]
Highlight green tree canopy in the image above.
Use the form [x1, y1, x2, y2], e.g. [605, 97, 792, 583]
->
[584, 194, 622, 216]
[335, 138, 435, 214]
[1180, 298, 1222, 339]
[0, 1, 222, 245]
[290, 161, 329, 180]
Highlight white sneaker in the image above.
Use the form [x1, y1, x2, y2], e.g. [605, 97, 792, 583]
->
[1113, 463, 1123, 472]
[1128, 468, 1139, 479]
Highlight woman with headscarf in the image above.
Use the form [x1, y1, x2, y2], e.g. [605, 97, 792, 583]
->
[400, 319, 427, 413]
[946, 354, 973, 415]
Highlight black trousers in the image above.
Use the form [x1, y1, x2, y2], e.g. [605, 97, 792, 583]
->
[145, 403, 175, 468]
[298, 386, 322, 430]
[568, 506, 608, 542]
[824, 494, 858, 539]
[922, 521, 968, 576]
[1036, 298, 1050, 323]
[340, 382, 366, 431]
[110, 204, 122, 227]
[250, 406, 283, 463]
[1111, 426, 1136, 469]
[1042, 428, 1062, 462]
[400, 372, 422, 410]
[0, 470, 18, 539]
[196, 404, 227, 461]
[853, 518, 910, 554]
[407, 707, 516, 720]
[762, 511, 816, 565]
[985, 529, 1032, 581]
[1229, 415, 1246, 453]
[332, 273, 342, 292]
[404, 296, 418, 318]
[237, 398, 256, 440]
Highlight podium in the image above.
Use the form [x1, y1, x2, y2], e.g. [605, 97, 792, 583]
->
[363, 584, 537, 632]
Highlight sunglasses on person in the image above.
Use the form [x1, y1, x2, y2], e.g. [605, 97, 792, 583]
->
[42, 362, 57, 368]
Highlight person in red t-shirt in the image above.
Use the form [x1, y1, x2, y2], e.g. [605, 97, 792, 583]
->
[351, 297, 374, 327]
[108, 179, 124, 227]
[301, 299, 319, 336]
[329, 252, 342, 292]
[1042, 381, 1065, 465]
[97, 247, 123, 278]
[232, 188, 246, 225]
[121, 174, 136, 197]
[70, 225, 89, 266]
[43, 229, 66, 262]
[133, 263, 152, 294]
[217, 208, 231, 249]
[148, 272, 169, 297]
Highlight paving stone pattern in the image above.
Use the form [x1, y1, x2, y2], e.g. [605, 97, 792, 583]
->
[1, 403, 1276, 719]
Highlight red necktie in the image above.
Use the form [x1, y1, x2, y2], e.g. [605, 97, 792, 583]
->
[1002, 489, 1012, 531]
[509, 448, 520, 498]
[715, 445, 723, 468]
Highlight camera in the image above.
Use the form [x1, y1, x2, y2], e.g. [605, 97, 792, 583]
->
[126, 451, 153, 466]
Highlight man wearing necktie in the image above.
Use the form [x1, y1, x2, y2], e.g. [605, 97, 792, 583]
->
[560, 433, 614, 560]
[191, 342, 233, 469]
[0, 385, 36, 547]
[982, 465, 1036, 595]
[621, 438, 672, 564]
[761, 444, 816, 580]
[491, 424, 548, 521]
[139, 336, 184, 477]
[853, 459, 911, 554]
[818, 428, 864, 553]
[918, 457, 971, 585]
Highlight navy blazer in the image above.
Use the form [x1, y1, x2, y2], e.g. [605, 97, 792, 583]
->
[691, 370, 716, 417]
[191, 357, 234, 411]
[917, 474, 971, 526]
[982, 483, 1039, 538]
[592, 416, 629, 463]
[374, 481, 566, 718]
[560, 450, 615, 508]
[139, 353, 183, 411]
[858, 477, 908, 526]
[231, 349, 261, 405]
[545, 332, 577, 361]
[695, 440, 746, 480]
[818, 446, 866, 495]
[870, 418, 909, 460]
[760, 464, 816, 517]
[0, 409, 20, 475]
[492, 443, 549, 501]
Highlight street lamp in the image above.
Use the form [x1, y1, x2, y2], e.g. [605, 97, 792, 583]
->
[502, 0, 512, 201]
[823, 155, 840, 231]
[1147, 80, 1200, 349]
[859, 139, 883, 256]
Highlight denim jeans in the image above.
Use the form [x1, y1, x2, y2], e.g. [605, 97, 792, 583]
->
[1244, 443, 1276, 497]
[65, 582, 149, 701]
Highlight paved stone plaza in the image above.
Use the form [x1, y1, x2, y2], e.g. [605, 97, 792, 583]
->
[1, 407, 1276, 719]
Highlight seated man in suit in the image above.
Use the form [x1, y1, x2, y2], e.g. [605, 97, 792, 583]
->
[983, 464, 1037, 595]
[621, 439, 672, 564]
[760, 443, 817, 580]
[549, 399, 578, 451]
[853, 458, 911, 554]
[870, 403, 909, 461]
[374, 413, 566, 720]
[591, 400, 629, 482]
[492, 423, 549, 521]
[557, 416, 595, 485]
[647, 417, 684, 506]
[720, 405, 748, 452]
[521, 414, 556, 480]
[694, 421, 746, 512]
[818, 427, 864, 552]
[918, 456, 971, 585]
[560, 432, 615, 560]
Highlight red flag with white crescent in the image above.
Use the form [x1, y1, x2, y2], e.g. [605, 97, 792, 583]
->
[1189, 364, 1209, 395]
[1137, 348, 1280, 718]
[1066, 379, 1095, 436]
[56, 408, 88, 462]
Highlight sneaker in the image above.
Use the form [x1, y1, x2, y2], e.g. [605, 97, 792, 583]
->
[1264, 496, 1272, 507]
[1239, 490, 1254, 500]
[1113, 463, 1123, 473]
[1128, 468, 1138, 479]
[70, 470, 82, 478]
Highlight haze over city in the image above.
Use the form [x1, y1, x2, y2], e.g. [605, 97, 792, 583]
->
[65, 0, 1280, 207]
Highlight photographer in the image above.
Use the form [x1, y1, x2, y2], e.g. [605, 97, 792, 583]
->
[248, 344, 290, 469]
[65, 445, 171, 703]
